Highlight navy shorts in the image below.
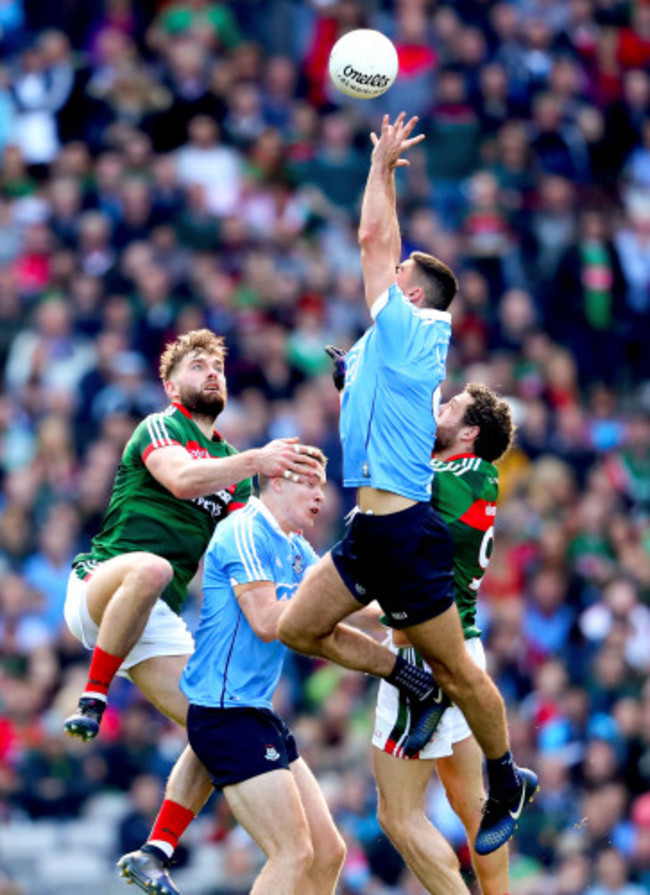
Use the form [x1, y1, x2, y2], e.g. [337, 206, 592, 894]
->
[331, 501, 454, 629]
[187, 705, 299, 790]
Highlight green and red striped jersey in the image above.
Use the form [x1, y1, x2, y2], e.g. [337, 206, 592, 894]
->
[73, 403, 252, 614]
[431, 453, 499, 639]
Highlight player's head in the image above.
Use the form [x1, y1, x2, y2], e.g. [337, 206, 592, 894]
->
[160, 329, 227, 417]
[435, 382, 515, 463]
[397, 252, 458, 311]
[258, 449, 328, 533]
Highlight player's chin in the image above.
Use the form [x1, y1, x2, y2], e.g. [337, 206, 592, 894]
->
[199, 394, 225, 415]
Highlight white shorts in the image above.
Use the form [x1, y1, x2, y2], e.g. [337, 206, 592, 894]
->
[372, 635, 485, 760]
[63, 570, 194, 678]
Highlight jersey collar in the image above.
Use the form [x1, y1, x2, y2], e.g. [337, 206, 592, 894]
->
[437, 452, 478, 463]
[171, 402, 223, 441]
[248, 496, 295, 541]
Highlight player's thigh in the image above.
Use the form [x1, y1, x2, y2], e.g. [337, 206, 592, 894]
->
[84, 552, 171, 626]
[224, 768, 310, 856]
[290, 757, 343, 858]
[402, 603, 478, 684]
[281, 553, 365, 637]
[436, 735, 486, 835]
[373, 747, 435, 819]
[128, 653, 190, 726]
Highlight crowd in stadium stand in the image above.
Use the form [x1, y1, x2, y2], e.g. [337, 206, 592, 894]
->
[1, 0, 650, 892]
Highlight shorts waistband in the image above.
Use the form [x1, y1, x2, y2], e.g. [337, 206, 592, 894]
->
[349, 500, 432, 529]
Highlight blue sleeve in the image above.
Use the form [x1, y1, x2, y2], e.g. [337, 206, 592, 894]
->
[210, 515, 276, 587]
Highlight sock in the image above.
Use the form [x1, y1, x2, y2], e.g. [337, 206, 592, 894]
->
[141, 843, 171, 863]
[83, 646, 124, 698]
[385, 655, 434, 701]
[148, 800, 196, 858]
[486, 751, 520, 801]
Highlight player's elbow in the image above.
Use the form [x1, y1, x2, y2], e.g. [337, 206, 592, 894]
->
[167, 480, 195, 500]
[358, 225, 378, 248]
[165, 467, 203, 500]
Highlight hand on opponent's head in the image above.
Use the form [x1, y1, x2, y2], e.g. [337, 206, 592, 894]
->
[258, 438, 323, 483]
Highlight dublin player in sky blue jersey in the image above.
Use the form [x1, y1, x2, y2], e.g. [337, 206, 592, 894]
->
[278, 112, 538, 857]
[120, 454, 346, 895]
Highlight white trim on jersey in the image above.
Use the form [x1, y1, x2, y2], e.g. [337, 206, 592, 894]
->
[369, 285, 452, 323]
[433, 457, 481, 477]
[146, 413, 175, 449]
[232, 504, 267, 582]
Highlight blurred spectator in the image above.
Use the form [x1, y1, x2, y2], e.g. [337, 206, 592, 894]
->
[292, 110, 366, 214]
[10, 40, 72, 169]
[4, 296, 95, 402]
[552, 207, 627, 387]
[586, 845, 646, 895]
[146, 0, 241, 56]
[425, 67, 481, 226]
[615, 190, 650, 381]
[175, 114, 243, 217]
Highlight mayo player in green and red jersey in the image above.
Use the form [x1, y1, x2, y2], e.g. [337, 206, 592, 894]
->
[62, 330, 322, 871]
[372, 383, 516, 895]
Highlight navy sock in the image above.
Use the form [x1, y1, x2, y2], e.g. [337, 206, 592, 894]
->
[486, 751, 520, 800]
[386, 655, 434, 701]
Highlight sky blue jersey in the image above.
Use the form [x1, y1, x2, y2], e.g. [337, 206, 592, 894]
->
[180, 497, 318, 710]
[340, 283, 452, 502]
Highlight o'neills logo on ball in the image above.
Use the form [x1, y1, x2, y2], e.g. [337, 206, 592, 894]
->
[342, 65, 391, 88]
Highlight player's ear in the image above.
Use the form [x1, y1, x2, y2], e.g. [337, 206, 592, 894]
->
[163, 379, 177, 401]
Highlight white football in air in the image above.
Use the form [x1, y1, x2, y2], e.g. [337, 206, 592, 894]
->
[328, 29, 399, 100]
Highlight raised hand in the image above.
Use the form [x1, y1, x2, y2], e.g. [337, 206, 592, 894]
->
[370, 112, 425, 169]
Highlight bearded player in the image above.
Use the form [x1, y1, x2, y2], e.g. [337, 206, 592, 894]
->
[63, 329, 322, 863]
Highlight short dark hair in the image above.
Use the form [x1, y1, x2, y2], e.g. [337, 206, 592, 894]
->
[463, 382, 515, 463]
[410, 251, 458, 310]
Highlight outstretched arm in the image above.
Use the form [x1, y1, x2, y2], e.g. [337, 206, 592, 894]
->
[358, 113, 424, 310]
[146, 438, 321, 500]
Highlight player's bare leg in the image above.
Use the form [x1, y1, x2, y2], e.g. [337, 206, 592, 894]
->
[373, 748, 470, 894]
[224, 769, 315, 894]
[403, 609, 539, 855]
[85, 552, 174, 655]
[279, 554, 407, 677]
[278, 554, 465, 752]
[437, 737, 509, 895]
[290, 757, 346, 894]
[118, 655, 214, 895]
[64, 552, 174, 741]
[402, 606, 509, 760]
